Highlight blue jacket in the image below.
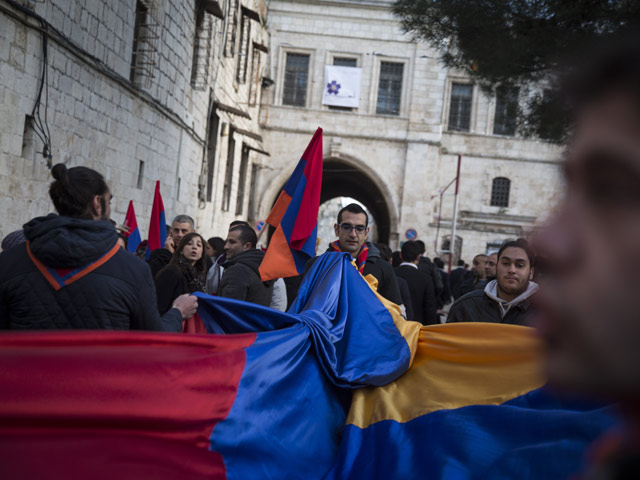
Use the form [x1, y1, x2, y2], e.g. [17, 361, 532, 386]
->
[0, 214, 181, 331]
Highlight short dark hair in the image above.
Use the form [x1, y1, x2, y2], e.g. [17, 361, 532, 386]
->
[415, 240, 426, 255]
[207, 236, 225, 254]
[401, 241, 420, 263]
[433, 257, 444, 269]
[457, 259, 465, 266]
[375, 243, 392, 262]
[337, 203, 368, 227]
[49, 164, 109, 219]
[229, 224, 257, 248]
[498, 238, 536, 268]
[391, 251, 402, 268]
[229, 220, 249, 229]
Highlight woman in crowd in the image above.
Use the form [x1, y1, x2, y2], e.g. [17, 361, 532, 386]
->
[155, 232, 208, 333]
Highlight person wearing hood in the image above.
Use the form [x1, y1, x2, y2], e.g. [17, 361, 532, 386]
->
[218, 224, 274, 306]
[0, 164, 197, 331]
[446, 238, 538, 326]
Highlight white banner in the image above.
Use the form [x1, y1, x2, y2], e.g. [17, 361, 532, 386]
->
[322, 65, 362, 108]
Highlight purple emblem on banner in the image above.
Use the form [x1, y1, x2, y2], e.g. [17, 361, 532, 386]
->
[327, 80, 341, 95]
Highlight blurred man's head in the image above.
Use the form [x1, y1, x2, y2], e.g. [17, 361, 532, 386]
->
[171, 215, 195, 246]
[496, 239, 534, 302]
[400, 241, 420, 264]
[485, 253, 498, 278]
[536, 35, 640, 397]
[225, 225, 257, 259]
[49, 164, 111, 221]
[472, 254, 487, 279]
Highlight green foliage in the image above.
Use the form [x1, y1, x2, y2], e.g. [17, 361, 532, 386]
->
[392, 0, 640, 142]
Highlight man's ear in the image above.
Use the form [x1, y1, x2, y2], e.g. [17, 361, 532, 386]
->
[529, 267, 535, 281]
[334, 223, 339, 236]
[90, 195, 102, 219]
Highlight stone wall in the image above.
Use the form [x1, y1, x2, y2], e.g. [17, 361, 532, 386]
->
[0, 0, 269, 241]
[259, 0, 564, 258]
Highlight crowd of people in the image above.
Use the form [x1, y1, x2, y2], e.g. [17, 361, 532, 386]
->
[0, 33, 639, 477]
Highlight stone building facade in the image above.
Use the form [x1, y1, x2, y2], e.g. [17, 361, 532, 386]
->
[257, 0, 564, 259]
[0, 0, 269, 240]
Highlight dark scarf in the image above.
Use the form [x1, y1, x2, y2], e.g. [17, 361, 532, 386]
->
[176, 255, 206, 293]
[330, 241, 369, 274]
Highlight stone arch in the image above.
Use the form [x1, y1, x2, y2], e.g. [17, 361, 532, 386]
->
[258, 153, 398, 244]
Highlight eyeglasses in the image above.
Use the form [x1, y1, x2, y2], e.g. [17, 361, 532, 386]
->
[339, 223, 367, 234]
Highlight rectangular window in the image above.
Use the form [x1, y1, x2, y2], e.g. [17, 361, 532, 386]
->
[129, 0, 158, 88]
[247, 163, 258, 222]
[376, 62, 403, 116]
[224, 0, 240, 57]
[235, 145, 250, 215]
[448, 83, 473, 132]
[282, 53, 309, 107]
[329, 57, 358, 112]
[136, 160, 145, 189]
[493, 87, 519, 136]
[236, 13, 252, 83]
[222, 130, 235, 211]
[191, 5, 213, 90]
[206, 112, 220, 202]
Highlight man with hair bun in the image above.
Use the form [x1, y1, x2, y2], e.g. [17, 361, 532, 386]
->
[0, 164, 196, 331]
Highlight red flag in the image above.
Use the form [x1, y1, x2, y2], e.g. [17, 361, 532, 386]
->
[259, 128, 323, 281]
[146, 181, 167, 259]
[123, 200, 141, 253]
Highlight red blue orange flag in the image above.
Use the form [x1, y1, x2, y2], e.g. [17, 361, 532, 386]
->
[123, 200, 141, 254]
[146, 180, 167, 260]
[0, 253, 616, 478]
[259, 127, 323, 281]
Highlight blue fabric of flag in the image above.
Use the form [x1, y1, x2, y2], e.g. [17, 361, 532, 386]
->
[325, 388, 616, 480]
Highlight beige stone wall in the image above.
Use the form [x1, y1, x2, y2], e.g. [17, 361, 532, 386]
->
[0, 0, 268, 241]
[260, 0, 564, 258]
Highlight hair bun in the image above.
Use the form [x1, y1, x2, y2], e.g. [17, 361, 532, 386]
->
[51, 163, 68, 183]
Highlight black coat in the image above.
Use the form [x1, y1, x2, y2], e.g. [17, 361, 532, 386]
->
[418, 257, 443, 293]
[155, 264, 190, 315]
[0, 214, 181, 331]
[395, 265, 438, 325]
[395, 276, 414, 321]
[438, 269, 452, 308]
[218, 249, 274, 306]
[446, 289, 535, 326]
[449, 267, 472, 299]
[147, 247, 172, 279]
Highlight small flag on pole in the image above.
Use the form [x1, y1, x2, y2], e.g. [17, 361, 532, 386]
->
[259, 127, 323, 281]
[146, 181, 167, 260]
[123, 201, 141, 254]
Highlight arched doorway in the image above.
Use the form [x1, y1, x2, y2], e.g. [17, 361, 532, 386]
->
[320, 159, 392, 244]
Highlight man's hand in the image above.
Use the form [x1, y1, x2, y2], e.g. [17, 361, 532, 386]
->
[172, 294, 198, 319]
[165, 236, 175, 253]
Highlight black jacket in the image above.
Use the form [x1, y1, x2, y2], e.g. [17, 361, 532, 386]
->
[449, 267, 472, 299]
[396, 276, 414, 321]
[418, 257, 443, 294]
[326, 242, 402, 305]
[438, 269, 452, 308]
[446, 289, 535, 326]
[155, 264, 190, 315]
[395, 265, 438, 325]
[147, 248, 172, 279]
[0, 214, 181, 331]
[218, 249, 274, 306]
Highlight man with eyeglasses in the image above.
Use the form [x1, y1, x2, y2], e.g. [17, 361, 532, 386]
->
[326, 203, 402, 305]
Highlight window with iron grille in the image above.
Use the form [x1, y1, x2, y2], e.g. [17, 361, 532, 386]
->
[376, 62, 403, 115]
[222, 131, 235, 211]
[236, 13, 251, 83]
[448, 83, 473, 132]
[130, 0, 159, 88]
[490, 177, 511, 207]
[329, 57, 357, 112]
[224, 0, 239, 57]
[191, 5, 213, 90]
[493, 87, 519, 136]
[235, 145, 250, 215]
[282, 53, 309, 107]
